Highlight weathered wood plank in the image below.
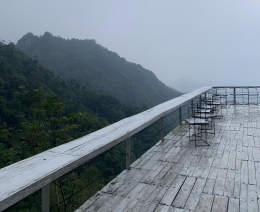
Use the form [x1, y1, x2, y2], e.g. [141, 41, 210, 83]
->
[185, 156, 201, 176]
[208, 167, 219, 180]
[83, 192, 113, 212]
[145, 186, 169, 211]
[101, 169, 139, 194]
[195, 193, 214, 212]
[220, 149, 229, 169]
[233, 159, 241, 198]
[131, 184, 157, 212]
[160, 175, 186, 205]
[240, 183, 248, 212]
[159, 163, 183, 186]
[248, 184, 259, 212]
[242, 146, 249, 160]
[114, 169, 148, 196]
[201, 158, 214, 179]
[241, 160, 249, 185]
[203, 178, 215, 195]
[154, 204, 170, 212]
[224, 169, 235, 197]
[152, 162, 174, 185]
[248, 146, 254, 161]
[112, 183, 150, 211]
[178, 154, 195, 175]
[76, 191, 103, 212]
[135, 151, 157, 170]
[248, 160, 256, 185]
[185, 178, 206, 211]
[96, 194, 124, 212]
[228, 197, 239, 212]
[170, 148, 187, 163]
[253, 147, 260, 161]
[150, 151, 168, 162]
[141, 161, 168, 184]
[213, 168, 227, 196]
[211, 195, 228, 212]
[172, 176, 196, 208]
[227, 146, 236, 170]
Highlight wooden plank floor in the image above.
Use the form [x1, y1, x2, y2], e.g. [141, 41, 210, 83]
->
[76, 105, 260, 212]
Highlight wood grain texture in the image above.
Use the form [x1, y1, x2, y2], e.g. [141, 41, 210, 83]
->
[78, 104, 260, 211]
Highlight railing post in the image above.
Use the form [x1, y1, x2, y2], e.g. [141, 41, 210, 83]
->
[233, 88, 236, 104]
[179, 107, 182, 125]
[161, 118, 164, 141]
[42, 184, 50, 212]
[191, 100, 194, 117]
[248, 89, 249, 104]
[126, 138, 131, 170]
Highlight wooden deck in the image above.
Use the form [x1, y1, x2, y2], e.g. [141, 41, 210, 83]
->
[76, 105, 260, 212]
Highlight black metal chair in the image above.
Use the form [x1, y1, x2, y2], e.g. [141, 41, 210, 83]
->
[200, 94, 223, 119]
[185, 105, 211, 146]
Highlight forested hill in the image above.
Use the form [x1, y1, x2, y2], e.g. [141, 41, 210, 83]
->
[0, 42, 145, 168]
[0, 43, 161, 210]
[16, 32, 181, 107]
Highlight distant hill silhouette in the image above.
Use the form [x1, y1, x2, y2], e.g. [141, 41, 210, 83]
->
[16, 32, 181, 107]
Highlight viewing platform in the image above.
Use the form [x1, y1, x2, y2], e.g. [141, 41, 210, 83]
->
[76, 104, 260, 212]
[1, 86, 260, 212]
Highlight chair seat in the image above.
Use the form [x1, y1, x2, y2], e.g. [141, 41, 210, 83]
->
[203, 97, 220, 102]
[212, 94, 228, 97]
[207, 102, 221, 105]
[191, 113, 218, 119]
[194, 109, 212, 113]
[185, 118, 209, 125]
[197, 105, 213, 109]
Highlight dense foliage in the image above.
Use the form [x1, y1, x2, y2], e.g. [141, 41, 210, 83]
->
[1, 43, 168, 211]
[16, 32, 182, 107]
[0, 43, 149, 164]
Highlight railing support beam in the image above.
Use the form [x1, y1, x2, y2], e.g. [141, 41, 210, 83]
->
[233, 88, 236, 104]
[179, 107, 182, 125]
[161, 118, 164, 141]
[191, 100, 194, 117]
[248, 89, 249, 104]
[126, 138, 131, 170]
[42, 184, 50, 212]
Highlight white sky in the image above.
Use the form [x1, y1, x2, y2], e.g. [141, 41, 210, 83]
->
[1, 1, 260, 89]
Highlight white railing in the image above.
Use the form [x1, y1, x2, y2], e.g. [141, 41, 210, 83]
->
[213, 86, 260, 105]
[0, 87, 211, 211]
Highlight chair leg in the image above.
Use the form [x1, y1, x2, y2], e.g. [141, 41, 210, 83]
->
[195, 124, 210, 147]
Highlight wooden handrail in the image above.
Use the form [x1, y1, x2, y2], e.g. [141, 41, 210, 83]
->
[213, 86, 260, 88]
[0, 87, 211, 211]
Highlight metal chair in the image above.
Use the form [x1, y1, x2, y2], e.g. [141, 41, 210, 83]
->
[185, 106, 210, 146]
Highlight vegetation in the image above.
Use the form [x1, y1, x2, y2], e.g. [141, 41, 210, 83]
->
[1, 42, 172, 211]
[16, 32, 182, 107]
[0, 42, 148, 165]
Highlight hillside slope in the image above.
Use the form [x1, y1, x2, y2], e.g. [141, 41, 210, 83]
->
[0, 42, 146, 164]
[16, 32, 181, 107]
[0, 43, 151, 210]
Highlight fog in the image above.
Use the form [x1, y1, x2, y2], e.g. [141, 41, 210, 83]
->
[1, 1, 260, 92]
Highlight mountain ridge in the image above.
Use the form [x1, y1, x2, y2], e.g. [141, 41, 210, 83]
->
[16, 32, 181, 107]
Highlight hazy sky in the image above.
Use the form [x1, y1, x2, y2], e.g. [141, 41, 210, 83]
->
[1, 1, 260, 90]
